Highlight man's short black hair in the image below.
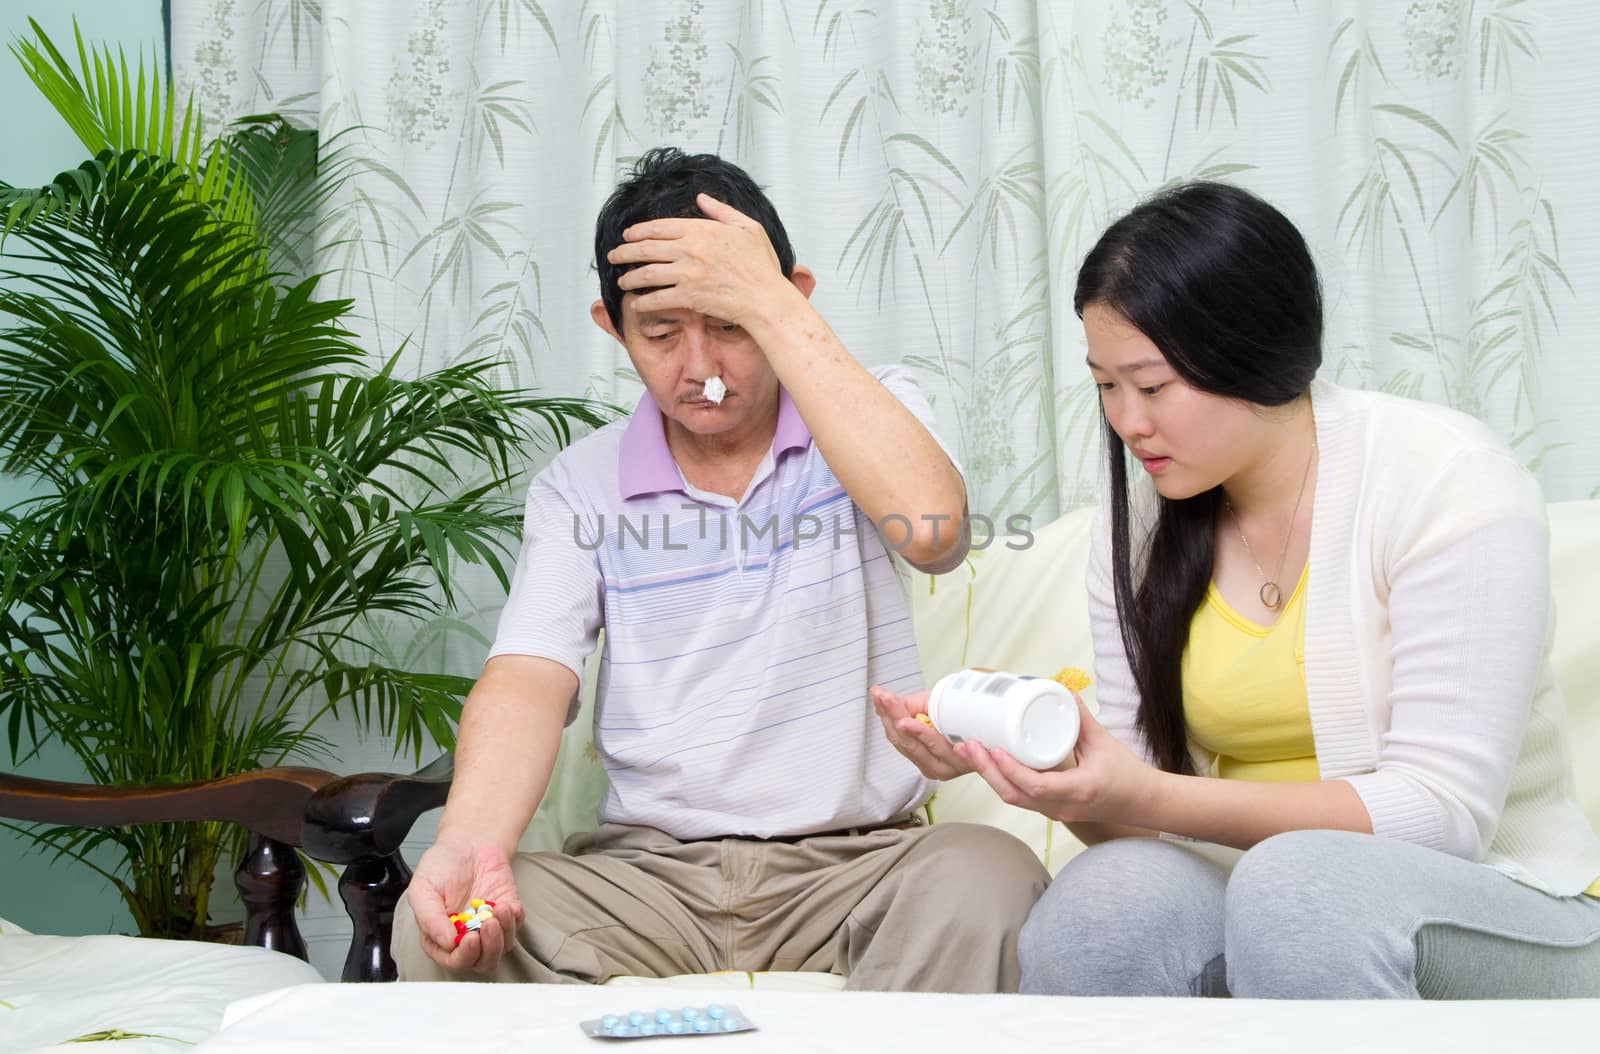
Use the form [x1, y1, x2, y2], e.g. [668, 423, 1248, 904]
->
[594, 147, 796, 330]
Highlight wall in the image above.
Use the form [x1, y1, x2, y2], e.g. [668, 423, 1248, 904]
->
[0, 0, 170, 937]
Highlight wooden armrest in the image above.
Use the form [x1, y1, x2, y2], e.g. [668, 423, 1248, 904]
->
[0, 758, 452, 982]
[298, 753, 453, 982]
[301, 752, 454, 863]
[0, 767, 341, 963]
[0, 767, 338, 846]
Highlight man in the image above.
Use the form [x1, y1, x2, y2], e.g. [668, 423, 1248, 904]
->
[393, 148, 1047, 991]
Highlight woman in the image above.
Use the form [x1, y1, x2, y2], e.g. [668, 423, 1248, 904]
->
[871, 181, 1600, 999]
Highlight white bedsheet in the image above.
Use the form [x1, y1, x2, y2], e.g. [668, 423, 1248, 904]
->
[199, 981, 1600, 1053]
[0, 930, 323, 1053]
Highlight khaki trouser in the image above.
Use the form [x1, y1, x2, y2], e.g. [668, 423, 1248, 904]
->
[393, 819, 1049, 992]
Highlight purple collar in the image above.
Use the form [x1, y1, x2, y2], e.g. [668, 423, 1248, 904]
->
[617, 387, 812, 500]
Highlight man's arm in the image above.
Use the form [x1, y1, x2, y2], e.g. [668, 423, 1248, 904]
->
[404, 655, 573, 971]
[742, 289, 968, 572]
[460, 473, 602, 849]
[438, 655, 576, 856]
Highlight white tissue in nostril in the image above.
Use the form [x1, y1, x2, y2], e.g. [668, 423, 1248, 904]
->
[703, 376, 726, 404]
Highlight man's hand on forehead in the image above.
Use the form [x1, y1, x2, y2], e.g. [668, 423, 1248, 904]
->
[608, 193, 795, 326]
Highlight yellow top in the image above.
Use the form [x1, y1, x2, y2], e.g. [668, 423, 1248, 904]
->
[1182, 563, 1318, 783]
[1180, 563, 1600, 896]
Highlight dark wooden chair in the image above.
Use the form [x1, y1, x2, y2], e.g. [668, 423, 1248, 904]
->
[0, 755, 454, 981]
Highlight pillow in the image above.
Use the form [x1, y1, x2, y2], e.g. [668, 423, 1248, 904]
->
[1548, 501, 1600, 828]
[0, 931, 321, 1049]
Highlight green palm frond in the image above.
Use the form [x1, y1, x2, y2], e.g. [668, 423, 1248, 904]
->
[0, 145, 611, 778]
[10, 17, 257, 241]
[223, 115, 363, 278]
[11, 18, 197, 167]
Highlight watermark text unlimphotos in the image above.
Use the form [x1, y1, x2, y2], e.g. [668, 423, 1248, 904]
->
[570, 504, 1034, 553]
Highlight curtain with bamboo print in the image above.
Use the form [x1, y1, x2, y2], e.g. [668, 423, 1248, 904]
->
[170, 0, 1600, 520]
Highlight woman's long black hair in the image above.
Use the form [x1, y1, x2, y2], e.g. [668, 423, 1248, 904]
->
[1076, 182, 1323, 774]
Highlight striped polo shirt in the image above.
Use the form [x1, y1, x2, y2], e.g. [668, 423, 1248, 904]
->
[489, 365, 960, 839]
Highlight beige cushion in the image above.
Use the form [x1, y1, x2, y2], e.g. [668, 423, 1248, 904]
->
[1549, 501, 1600, 825]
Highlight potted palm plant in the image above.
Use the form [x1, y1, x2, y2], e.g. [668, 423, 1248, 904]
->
[0, 22, 611, 941]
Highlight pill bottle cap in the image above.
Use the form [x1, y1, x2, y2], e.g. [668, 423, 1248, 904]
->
[1009, 685, 1079, 769]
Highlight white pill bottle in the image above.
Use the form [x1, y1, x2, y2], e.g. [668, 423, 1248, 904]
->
[927, 668, 1080, 769]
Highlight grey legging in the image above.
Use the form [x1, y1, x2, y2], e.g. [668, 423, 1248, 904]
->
[1019, 829, 1600, 998]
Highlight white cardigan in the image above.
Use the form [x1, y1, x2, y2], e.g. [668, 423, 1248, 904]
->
[1088, 379, 1600, 896]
